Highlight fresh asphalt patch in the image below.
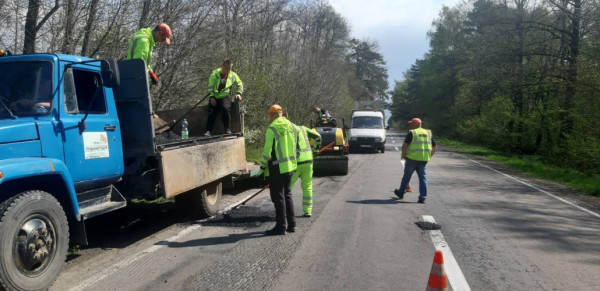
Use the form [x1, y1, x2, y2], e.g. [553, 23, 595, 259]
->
[202, 206, 273, 228]
[415, 221, 442, 230]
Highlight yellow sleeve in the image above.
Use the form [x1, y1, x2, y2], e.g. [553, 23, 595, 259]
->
[260, 129, 275, 168]
[207, 71, 218, 97]
[234, 72, 243, 95]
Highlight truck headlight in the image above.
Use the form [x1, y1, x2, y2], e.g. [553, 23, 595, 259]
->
[350, 137, 357, 141]
[374, 137, 382, 142]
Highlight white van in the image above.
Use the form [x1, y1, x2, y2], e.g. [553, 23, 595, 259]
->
[348, 110, 386, 153]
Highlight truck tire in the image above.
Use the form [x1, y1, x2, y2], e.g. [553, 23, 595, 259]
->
[381, 147, 385, 153]
[175, 180, 222, 218]
[0, 191, 69, 291]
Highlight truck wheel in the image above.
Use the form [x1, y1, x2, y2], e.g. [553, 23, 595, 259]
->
[175, 180, 222, 218]
[381, 147, 385, 153]
[0, 191, 69, 291]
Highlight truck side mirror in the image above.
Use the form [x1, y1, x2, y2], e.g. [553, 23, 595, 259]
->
[101, 58, 120, 88]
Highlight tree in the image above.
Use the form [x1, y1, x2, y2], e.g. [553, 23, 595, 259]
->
[347, 38, 389, 103]
[23, 0, 60, 54]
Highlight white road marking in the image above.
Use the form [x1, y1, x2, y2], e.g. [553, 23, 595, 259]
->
[69, 189, 263, 291]
[395, 147, 399, 152]
[69, 224, 202, 291]
[392, 140, 396, 143]
[457, 154, 600, 219]
[423, 215, 471, 291]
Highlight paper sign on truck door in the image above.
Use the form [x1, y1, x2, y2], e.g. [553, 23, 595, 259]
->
[83, 132, 110, 159]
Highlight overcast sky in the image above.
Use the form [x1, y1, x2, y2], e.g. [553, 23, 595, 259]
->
[328, 0, 462, 92]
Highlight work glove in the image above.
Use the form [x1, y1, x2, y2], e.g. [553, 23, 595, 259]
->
[149, 71, 159, 85]
[258, 167, 269, 186]
[235, 94, 242, 101]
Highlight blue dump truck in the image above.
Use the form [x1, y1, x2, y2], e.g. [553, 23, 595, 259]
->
[0, 53, 248, 290]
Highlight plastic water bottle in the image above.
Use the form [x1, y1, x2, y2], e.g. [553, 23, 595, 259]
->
[181, 119, 189, 140]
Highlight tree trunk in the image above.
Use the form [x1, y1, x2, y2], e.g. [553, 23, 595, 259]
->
[62, 0, 76, 54]
[81, 0, 99, 56]
[562, 0, 581, 136]
[23, 0, 41, 54]
[139, 0, 151, 29]
[23, 0, 60, 54]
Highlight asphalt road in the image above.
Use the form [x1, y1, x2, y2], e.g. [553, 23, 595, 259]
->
[51, 131, 600, 291]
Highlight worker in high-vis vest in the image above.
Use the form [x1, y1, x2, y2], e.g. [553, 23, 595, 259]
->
[394, 118, 437, 203]
[126, 23, 172, 84]
[291, 125, 321, 217]
[203, 60, 244, 136]
[259, 104, 298, 235]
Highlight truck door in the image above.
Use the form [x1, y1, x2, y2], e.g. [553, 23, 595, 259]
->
[60, 64, 124, 188]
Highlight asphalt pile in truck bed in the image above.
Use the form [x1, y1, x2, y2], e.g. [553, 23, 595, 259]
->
[155, 131, 182, 145]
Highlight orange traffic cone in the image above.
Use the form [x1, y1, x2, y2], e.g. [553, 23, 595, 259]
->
[406, 184, 413, 192]
[426, 250, 448, 291]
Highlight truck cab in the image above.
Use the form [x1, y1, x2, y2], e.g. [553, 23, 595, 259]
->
[348, 110, 386, 153]
[0, 53, 247, 290]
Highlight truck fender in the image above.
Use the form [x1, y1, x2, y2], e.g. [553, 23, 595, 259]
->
[0, 157, 80, 220]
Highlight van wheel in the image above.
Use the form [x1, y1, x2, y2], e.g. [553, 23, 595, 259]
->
[0, 191, 69, 291]
[175, 180, 222, 218]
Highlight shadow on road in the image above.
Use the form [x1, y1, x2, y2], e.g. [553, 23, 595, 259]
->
[164, 231, 264, 248]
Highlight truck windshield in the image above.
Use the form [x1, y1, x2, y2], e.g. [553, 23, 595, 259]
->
[352, 116, 383, 129]
[0, 61, 53, 117]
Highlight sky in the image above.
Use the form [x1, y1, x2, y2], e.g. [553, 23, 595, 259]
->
[328, 0, 462, 92]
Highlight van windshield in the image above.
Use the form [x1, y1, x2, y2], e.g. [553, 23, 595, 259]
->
[352, 116, 383, 129]
[0, 61, 54, 117]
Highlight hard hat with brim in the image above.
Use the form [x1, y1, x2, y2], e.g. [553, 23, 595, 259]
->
[408, 118, 422, 124]
[269, 104, 283, 114]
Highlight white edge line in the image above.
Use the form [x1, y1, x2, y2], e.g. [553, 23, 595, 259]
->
[457, 154, 600, 219]
[395, 146, 399, 152]
[423, 215, 471, 291]
[69, 189, 262, 291]
[69, 224, 202, 291]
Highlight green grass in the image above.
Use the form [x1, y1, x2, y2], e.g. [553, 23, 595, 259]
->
[245, 143, 263, 163]
[437, 138, 600, 197]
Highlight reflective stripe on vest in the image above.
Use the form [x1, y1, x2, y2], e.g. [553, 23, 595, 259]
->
[406, 128, 432, 161]
[268, 126, 298, 165]
[130, 36, 150, 65]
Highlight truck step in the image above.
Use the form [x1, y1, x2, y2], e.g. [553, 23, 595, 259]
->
[78, 185, 127, 220]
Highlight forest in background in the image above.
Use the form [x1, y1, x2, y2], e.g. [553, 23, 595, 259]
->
[0, 0, 388, 143]
[391, 0, 600, 175]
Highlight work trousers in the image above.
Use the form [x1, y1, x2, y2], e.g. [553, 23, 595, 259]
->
[291, 162, 313, 214]
[398, 158, 428, 200]
[268, 171, 295, 230]
[206, 96, 232, 132]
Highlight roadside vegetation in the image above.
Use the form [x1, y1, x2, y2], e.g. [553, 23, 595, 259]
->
[245, 143, 263, 164]
[390, 0, 600, 191]
[1, 0, 388, 146]
[438, 138, 600, 197]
